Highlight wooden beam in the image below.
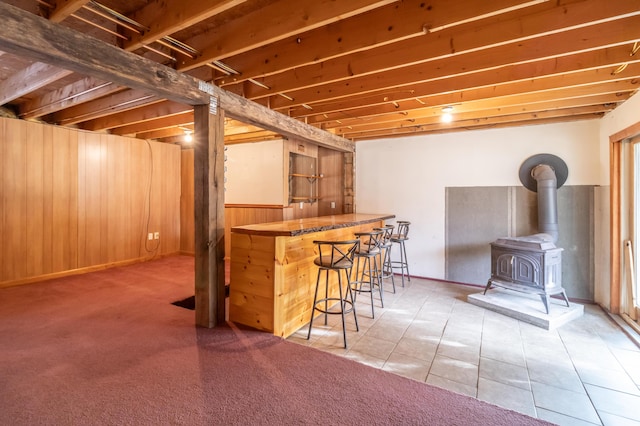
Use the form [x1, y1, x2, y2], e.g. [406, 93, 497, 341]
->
[111, 111, 194, 136]
[0, 2, 353, 151]
[193, 104, 226, 327]
[19, 77, 120, 119]
[137, 126, 193, 140]
[217, 0, 542, 86]
[331, 102, 620, 135]
[0, 62, 72, 106]
[80, 100, 188, 131]
[290, 44, 639, 119]
[311, 65, 640, 127]
[51, 88, 158, 125]
[243, 13, 640, 103]
[123, 0, 246, 52]
[224, 130, 280, 144]
[176, 0, 397, 72]
[48, 0, 89, 23]
[0, 3, 206, 104]
[5, 0, 88, 109]
[346, 113, 606, 140]
[336, 102, 615, 139]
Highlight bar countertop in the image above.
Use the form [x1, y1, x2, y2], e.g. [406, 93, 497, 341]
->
[230, 213, 395, 237]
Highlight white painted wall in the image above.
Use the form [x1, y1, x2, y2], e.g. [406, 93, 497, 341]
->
[356, 120, 602, 280]
[599, 91, 640, 183]
[225, 139, 284, 205]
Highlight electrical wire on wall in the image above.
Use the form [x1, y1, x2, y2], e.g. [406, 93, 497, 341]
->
[142, 139, 161, 256]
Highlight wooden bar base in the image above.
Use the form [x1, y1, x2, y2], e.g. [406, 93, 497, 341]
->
[229, 213, 394, 338]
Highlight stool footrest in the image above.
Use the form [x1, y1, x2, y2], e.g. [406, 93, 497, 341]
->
[312, 297, 355, 315]
[351, 280, 381, 293]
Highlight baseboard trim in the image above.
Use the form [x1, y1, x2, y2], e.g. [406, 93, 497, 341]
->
[0, 253, 181, 289]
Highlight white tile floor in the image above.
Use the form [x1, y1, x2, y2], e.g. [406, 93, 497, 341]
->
[287, 276, 640, 426]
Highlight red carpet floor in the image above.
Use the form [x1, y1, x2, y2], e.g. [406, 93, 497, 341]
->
[0, 255, 552, 425]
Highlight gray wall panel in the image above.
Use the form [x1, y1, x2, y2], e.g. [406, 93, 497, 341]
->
[445, 187, 509, 285]
[445, 185, 595, 301]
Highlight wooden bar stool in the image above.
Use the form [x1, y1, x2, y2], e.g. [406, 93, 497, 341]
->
[390, 221, 411, 287]
[307, 239, 360, 348]
[375, 225, 396, 294]
[351, 230, 384, 318]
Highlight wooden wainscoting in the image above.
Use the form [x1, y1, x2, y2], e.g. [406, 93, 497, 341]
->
[0, 117, 181, 288]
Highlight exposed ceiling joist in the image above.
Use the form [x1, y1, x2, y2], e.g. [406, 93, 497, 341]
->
[332, 100, 624, 137]
[47, 0, 89, 23]
[257, 14, 640, 108]
[307, 63, 640, 125]
[216, 0, 543, 86]
[81, 99, 189, 131]
[112, 111, 194, 136]
[0, 62, 72, 106]
[175, 0, 398, 72]
[0, 0, 638, 144]
[52, 89, 158, 125]
[122, 0, 247, 52]
[0, 1, 354, 151]
[289, 44, 640, 119]
[20, 77, 118, 119]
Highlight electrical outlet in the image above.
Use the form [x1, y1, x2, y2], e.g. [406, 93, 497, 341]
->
[154, 232, 160, 240]
[148, 233, 153, 240]
[330, 201, 336, 209]
[299, 202, 304, 209]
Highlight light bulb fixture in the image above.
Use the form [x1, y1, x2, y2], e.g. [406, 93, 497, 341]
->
[184, 130, 193, 143]
[441, 106, 453, 123]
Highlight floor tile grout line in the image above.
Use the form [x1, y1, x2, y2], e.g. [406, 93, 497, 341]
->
[557, 324, 608, 425]
[289, 277, 640, 423]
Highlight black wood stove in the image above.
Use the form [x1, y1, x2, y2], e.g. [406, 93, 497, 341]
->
[484, 154, 570, 314]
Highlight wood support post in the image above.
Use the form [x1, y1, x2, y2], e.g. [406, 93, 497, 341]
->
[193, 103, 226, 327]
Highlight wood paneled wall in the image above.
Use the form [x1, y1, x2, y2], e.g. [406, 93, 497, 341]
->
[0, 117, 181, 288]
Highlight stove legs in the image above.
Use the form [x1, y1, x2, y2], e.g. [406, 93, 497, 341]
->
[486, 279, 571, 315]
[541, 290, 570, 314]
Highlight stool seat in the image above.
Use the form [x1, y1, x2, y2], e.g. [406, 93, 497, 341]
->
[314, 257, 353, 269]
[307, 239, 360, 348]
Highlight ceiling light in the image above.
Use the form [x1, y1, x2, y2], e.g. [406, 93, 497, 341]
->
[184, 130, 193, 143]
[441, 106, 453, 123]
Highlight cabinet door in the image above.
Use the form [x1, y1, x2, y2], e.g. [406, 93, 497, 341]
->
[289, 152, 318, 204]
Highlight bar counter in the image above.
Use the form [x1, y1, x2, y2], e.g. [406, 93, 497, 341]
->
[229, 213, 394, 337]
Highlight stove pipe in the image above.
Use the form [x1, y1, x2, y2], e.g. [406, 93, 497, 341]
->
[531, 164, 559, 243]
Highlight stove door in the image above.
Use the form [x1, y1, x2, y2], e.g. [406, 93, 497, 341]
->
[493, 251, 541, 289]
